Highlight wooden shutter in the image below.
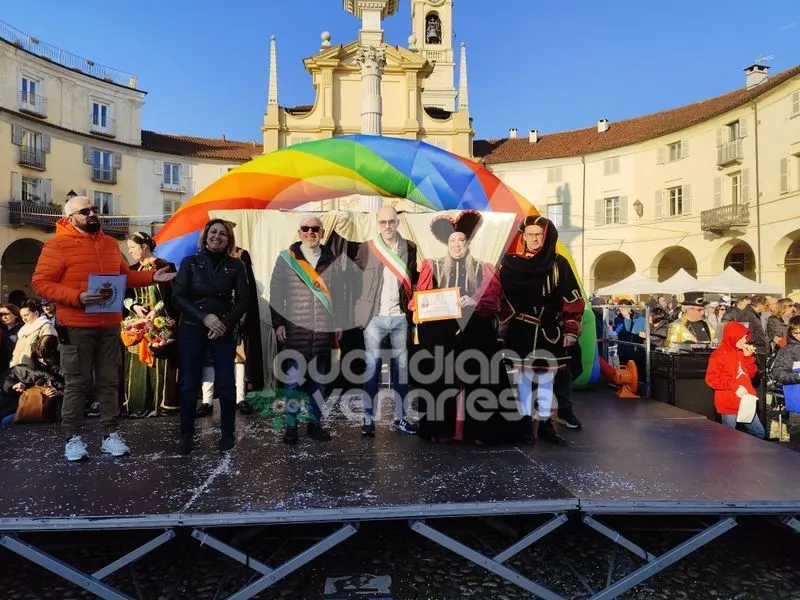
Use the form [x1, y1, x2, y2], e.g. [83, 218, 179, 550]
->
[780, 158, 789, 193]
[741, 169, 750, 203]
[681, 139, 689, 158]
[41, 178, 53, 203]
[619, 196, 628, 224]
[154, 160, 164, 176]
[83, 145, 94, 164]
[657, 147, 665, 165]
[682, 184, 691, 214]
[713, 177, 722, 207]
[85, 188, 95, 204]
[654, 190, 663, 219]
[595, 198, 604, 226]
[716, 128, 724, 147]
[182, 164, 192, 178]
[112, 152, 122, 169]
[41, 133, 51, 153]
[10, 172, 22, 202]
[11, 124, 23, 146]
[739, 117, 748, 138]
[562, 203, 570, 228]
[793, 90, 800, 115]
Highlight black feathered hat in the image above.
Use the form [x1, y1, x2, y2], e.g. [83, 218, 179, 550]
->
[430, 210, 483, 244]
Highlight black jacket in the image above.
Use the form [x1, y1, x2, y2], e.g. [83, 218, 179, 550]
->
[172, 249, 249, 330]
[720, 305, 768, 354]
[771, 334, 800, 385]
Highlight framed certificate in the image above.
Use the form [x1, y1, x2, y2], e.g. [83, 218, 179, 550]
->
[414, 287, 463, 323]
[85, 274, 127, 313]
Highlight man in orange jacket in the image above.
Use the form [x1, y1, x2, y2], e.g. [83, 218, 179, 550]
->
[32, 195, 176, 461]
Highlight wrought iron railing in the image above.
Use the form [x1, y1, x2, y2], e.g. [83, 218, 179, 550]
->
[700, 203, 750, 231]
[17, 91, 46, 117]
[19, 147, 45, 169]
[8, 201, 130, 237]
[91, 166, 117, 184]
[716, 139, 743, 166]
[0, 20, 136, 88]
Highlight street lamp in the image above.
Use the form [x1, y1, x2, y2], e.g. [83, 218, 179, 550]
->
[633, 199, 643, 217]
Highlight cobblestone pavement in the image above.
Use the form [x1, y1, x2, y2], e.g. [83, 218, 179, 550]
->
[1, 515, 799, 599]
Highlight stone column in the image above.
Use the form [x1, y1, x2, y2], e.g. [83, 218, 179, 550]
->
[356, 46, 387, 211]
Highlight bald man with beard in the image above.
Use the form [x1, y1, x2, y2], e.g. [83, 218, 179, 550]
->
[32, 195, 176, 462]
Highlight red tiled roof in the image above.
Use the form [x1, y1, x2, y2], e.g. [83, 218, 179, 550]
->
[474, 65, 800, 164]
[285, 104, 313, 115]
[141, 131, 263, 161]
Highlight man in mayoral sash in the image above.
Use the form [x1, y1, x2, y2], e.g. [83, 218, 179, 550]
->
[354, 206, 419, 437]
[271, 216, 342, 445]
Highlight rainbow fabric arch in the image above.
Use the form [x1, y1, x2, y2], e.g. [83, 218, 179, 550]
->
[153, 134, 599, 385]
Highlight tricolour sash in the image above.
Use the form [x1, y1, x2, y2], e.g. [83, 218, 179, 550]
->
[279, 249, 333, 314]
[369, 236, 412, 296]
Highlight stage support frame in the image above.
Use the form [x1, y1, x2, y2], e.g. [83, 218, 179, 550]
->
[580, 515, 737, 600]
[784, 516, 800, 535]
[409, 514, 569, 600]
[0, 528, 176, 600]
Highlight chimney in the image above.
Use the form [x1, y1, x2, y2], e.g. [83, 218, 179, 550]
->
[597, 119, 609, 133]
[221, 134, 226, 141]
[529, 129, 539, 143]
[509, 128, 518, 138]
[744, 64, 770, 89]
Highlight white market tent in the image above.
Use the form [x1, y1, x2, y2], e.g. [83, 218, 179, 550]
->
[595, 272, 665, 296]
[658, 268, 699, 294]
[701, 266, 784, 295]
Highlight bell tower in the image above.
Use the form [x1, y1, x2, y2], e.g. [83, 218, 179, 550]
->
[411, 0, 456, 111]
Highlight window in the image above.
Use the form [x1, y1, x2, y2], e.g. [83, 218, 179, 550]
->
[92, 101, 109, 129]
[547, 203, 564, 228]
[605, 196, 620, 224]
[603, 157, 620, 176]
[547, 167, 562, 183]
[20, 76, 38, 105]
[668, 141, 682, 162]
[92, 149, 114, 182]
[727, 120, 741, 142]
[667, 186, 683, 216]
[793, 91, 800, 116]
[21, 176, 42, 203]
[731, 172, 741, 205]
[19, 130, 45, 169]
[163, 163, 181, 188]
[163, 197, 181, 218]
[93, 191, 113, 215]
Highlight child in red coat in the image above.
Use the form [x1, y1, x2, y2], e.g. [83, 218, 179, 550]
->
[705, 321, 765, 439]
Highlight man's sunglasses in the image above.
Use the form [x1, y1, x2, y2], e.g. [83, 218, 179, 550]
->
[70, 206, 99, 217]
[378, 219, 398, 226]
[299, 226, 322, 233]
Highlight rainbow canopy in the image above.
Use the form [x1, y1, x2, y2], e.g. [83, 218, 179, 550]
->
[153, 134, 600, 386]
[154, 134, 533, 263]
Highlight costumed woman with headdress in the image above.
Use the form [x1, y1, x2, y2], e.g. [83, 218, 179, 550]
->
[500, 215, 584, 445]
[121, 231, 178, 417]
[410, 210, 522, 444]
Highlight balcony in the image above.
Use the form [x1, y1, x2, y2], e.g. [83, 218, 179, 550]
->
[91, 165, 117, 184]
[717, 139, 743, 166]
[9, 200, 59, 229]
[18, 91, 47, 117]
[701, 203, 750, 232]
[100, 215, 131, 238]
[90, 117, 116, 137]
[18, 147, 45, 169]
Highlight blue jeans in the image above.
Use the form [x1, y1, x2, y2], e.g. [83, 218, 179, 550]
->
[720, 413, 765, 439]
[281, 354, 331, 427]
[363, 315, 409, 420]
[178, 323, 236, 438]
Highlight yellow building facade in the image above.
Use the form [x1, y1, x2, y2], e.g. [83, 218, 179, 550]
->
[480, 65, 800, 298]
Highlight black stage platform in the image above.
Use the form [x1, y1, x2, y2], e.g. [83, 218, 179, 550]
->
[2, 390, 800, 600]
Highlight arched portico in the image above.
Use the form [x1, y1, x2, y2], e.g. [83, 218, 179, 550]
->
[590, 251, 636, 292]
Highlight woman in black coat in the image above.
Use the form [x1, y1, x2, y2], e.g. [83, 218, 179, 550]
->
[172, 219, 248, 454]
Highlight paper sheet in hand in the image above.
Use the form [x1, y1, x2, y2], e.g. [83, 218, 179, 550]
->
[736, 393, 758, 424]
[85, 274, 127, 313]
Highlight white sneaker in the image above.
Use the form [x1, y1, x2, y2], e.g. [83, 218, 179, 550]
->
[100, 432, 130, 457]
[64, 436, 88, 462]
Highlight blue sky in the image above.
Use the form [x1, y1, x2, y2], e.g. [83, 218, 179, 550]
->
[4, 1, 800, 142]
